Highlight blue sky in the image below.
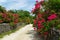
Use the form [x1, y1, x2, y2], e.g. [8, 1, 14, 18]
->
[0, 0, 36, 11]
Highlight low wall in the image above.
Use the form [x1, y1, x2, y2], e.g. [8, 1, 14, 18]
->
[0, 23, 11, 34]
[0, 23, 22, 34]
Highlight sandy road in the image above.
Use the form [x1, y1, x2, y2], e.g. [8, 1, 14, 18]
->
[0, 24, 34, 40]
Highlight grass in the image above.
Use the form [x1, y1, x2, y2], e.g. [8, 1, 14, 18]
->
[0, 29, 16, 38]
[0, 23, 26, 38]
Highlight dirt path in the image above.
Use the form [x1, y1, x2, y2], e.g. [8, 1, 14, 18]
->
[0, 24, 35, 40]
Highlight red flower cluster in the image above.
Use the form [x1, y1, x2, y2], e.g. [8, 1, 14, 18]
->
[33, 19, 36, 25]
[38, 19, 45, 29]
[14, 19, 19, 23]
[34, 27, 37, 31]
[6, 18, 11, 21]
[32, 0, 44, 13]
[0, 20, 3, 23]
[33, 13, 45, 30]
[32, 0, 58, 36]
[0, 13, 19, 24]
[35, 2, 40, 9]
[44, 32, 48, 35]
[2, 13, 7, 18]
[12, 14, 19, 18]
[12, 14, 19, 24]
[37, 13, 42, 18]
[48, 14, 57, 21]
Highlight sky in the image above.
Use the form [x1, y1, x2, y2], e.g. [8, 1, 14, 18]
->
[0, 0, 36, 12]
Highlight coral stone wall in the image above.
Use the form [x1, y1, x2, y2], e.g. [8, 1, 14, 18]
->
[0, 23, 11, 34]
[0, 23, 22, 34]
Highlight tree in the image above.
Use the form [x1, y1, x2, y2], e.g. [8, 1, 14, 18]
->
[0, 6, 6, 13]
[44, 0, 60, 12]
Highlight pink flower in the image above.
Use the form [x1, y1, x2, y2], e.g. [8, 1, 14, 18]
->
[38, 23, 44, 29]
[38, 21, 42, 24]
[0, 20, 3, 23]
[7, 18, 11, 21]
[34, 27, 37, 31]
[48, 14, 57, 20]
[37, 13, 42, 18]
[38, 19, 45, 24]
[2, 13, 7, 18]
[14, 19, 19, 23]
[35, 2, 40, 9]
[14, 22, 17, 24]
[41, 19, 45, 22]
[13, 14, 19, 18]
[34, 19, 36, 25]
[38, 23, 41, 28]
[44, 32, 48, 35]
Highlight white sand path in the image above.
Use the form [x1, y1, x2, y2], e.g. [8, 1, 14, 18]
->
[0, 24, 34, 40]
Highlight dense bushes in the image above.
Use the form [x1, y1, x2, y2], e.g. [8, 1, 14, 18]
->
[0, 6, 33, 25]
[32, 0, 60, 37]
[0, 13, 19, 26]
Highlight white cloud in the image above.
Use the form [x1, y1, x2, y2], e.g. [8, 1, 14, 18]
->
[26, 4, 35, 11]
[7, 2, 27, 10]
[6, 0, 29, 10]
[0, 0, 35, 11]
[0, 0, 7, 3]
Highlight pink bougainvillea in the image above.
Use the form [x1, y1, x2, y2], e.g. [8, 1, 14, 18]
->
[37, 13, 42, 18]
[35, 2, 40, 9]
[44, 32, 48, 35]
[48, 14, 57, 20]
[2, 13, 7, 18]
[0, 20, 3, 23]
[34, 19, 37, 25]
[34, 27, 37, 31]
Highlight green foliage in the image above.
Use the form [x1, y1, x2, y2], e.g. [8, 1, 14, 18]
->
[55, 24, 60, 29]
[11, 10, 33, 24]
[9, 22, 15, 26]
[44, 0, 60, 12]
[0, 6, 6, 13]
[0, 6, 33, 24]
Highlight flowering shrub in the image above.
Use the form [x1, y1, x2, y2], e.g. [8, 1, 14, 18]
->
[0, 13, 19, 26]
[48, 14, 57, 21]
[32, 0, 60, 36]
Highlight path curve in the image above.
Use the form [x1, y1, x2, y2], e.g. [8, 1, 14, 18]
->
[0, 24, 34, 40]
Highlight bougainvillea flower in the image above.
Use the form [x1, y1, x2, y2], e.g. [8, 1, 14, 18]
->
[2, 13, 7, 18]
[48, 14, 57, 20]
[38, 24, 41, 29]
[35, 2, 40, 9]
[38, 21, 42, 24]
[41, 19, 45, 23]
[34, 19, 37, 25]
[7, 18, 11, 21]
[37, 13, 42, 18]
[14, 19, 19, 23]
[13, 14, 19, 18]
[34, 27, 37, 31]
[38, 19, 45, 24]
[44, 32, 48, 35]
[14, 22, 17, 24]
[38, 23, 43, 29]
[0, 20, 3, 23]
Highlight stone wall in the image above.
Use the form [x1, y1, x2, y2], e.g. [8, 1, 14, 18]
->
[0, 23, 11, 34]
[0, 23, 22, 34]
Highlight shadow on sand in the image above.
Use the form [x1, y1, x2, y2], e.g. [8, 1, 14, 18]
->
[26, 30, 43, 40]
